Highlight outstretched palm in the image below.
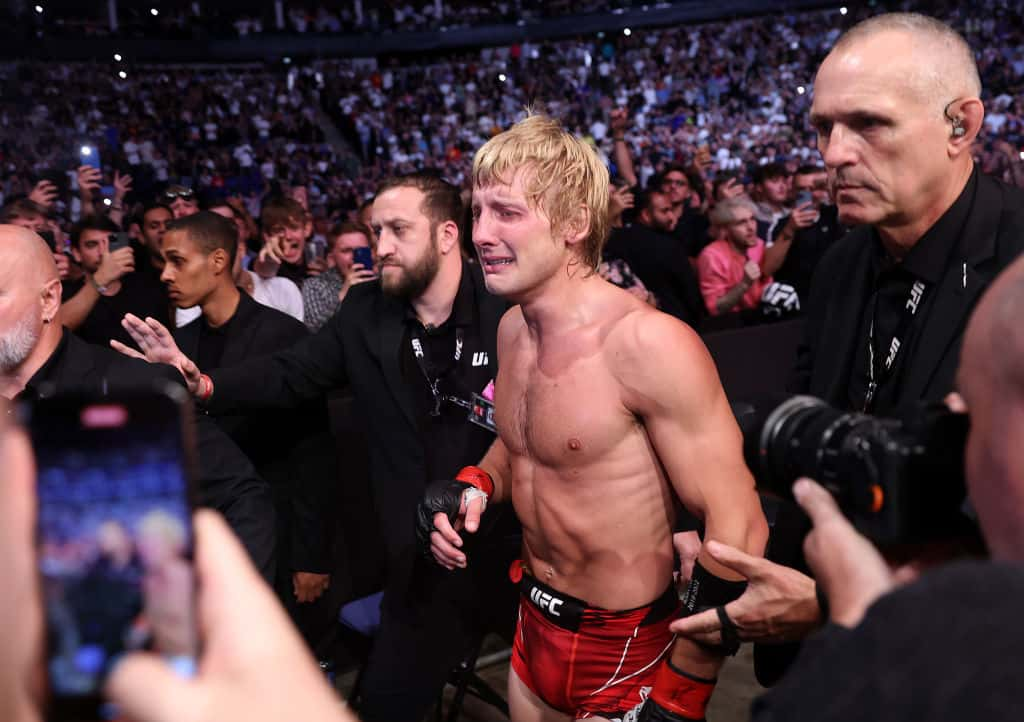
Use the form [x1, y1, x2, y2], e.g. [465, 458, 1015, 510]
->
[112, 314, 202, 394]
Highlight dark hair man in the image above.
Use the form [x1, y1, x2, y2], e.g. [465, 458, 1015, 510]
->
[117, 211, 332, 626]
[604, 186, 706, 328]
[115, 173, 520, 722]
[136, 202, 174, 274]
[60, 215, 170, 350]
[750, 163, 792, 241]
[760, 165, 847, 303]
[790, 12, 1024, 416]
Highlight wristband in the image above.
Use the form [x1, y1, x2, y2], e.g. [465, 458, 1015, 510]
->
[649, 659, 716, 720]
[613, 135, 626, 141]
[197, 373, 214, 402]
[455, 465, 494, 496]
[87, 274, 109, 294]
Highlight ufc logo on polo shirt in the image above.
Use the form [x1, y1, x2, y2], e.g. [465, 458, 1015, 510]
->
[530, 587, 564, 616]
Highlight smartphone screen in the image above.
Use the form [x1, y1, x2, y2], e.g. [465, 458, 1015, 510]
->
[79, 145, 101, 170]
[26, 386, 197, 720]
[353, 245, 374, 271]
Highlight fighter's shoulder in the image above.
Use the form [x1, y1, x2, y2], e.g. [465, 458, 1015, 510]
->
[605, 305, 710, 385]
[496, 305, 526, 347]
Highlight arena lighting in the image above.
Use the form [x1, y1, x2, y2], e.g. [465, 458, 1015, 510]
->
[840, 6, 849, 15]
[150, 8, 159, 16]
[1019, 151, 1024, 161]
[797, 85, 806, 94]
[283, 56, 292, 64]
[623, 27, 632, 36]
[80, 145, 92, 156]
[498, 73, 507, 82]
[114, 53, 122, 62]
[790, 41, 799, 49]
[103, 198, 112, 207]
[34, 5, 43, 13]
[118, 70, 127, 79]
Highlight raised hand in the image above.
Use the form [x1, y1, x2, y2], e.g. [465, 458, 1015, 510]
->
[28, 180, 58, 209]
[111, 314, 203, 395]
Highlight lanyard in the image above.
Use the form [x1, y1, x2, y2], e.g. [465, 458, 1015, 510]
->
[863, 279, 928, 412]
[410, 326, 464, 416]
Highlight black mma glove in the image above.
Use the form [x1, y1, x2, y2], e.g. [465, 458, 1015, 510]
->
[416, 478, 475, 554]
[415, 466, 495, 556]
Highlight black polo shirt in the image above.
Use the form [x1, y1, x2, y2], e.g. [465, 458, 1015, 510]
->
[400, 264, 497, 482]
[16, 328, 71, 403]
[847, 169, 977, 414]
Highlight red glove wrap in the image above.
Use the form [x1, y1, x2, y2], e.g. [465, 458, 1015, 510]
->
[649, 659, 716, 720]
[454, 466, 494, 496]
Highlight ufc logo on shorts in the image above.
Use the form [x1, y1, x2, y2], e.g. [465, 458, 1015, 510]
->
[530, 587, 563, 616]
[472, 352, 489, 367]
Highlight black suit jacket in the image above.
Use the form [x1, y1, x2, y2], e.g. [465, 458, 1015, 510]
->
[790, 173, 1024, 412]
[29, 331, 277, 577]
[207, 262, 508, 569]
[176, 292, 335, 574]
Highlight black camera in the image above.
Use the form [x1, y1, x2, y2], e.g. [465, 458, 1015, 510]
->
[738, 395, 973, 545]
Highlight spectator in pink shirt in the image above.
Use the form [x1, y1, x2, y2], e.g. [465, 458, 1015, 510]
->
[697, 197, 772, 315]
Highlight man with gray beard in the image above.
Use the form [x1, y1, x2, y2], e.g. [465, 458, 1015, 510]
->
[0, 224, 278, 580]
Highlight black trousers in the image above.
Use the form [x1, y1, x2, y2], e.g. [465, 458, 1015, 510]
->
[357, 507, 520, 722]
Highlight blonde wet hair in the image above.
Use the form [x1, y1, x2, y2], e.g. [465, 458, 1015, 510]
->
[473, 113, 610, 272]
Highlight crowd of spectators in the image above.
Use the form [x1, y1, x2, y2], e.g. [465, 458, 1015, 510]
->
[0, 0, 1022, 328]
[9, 0, 650, 39]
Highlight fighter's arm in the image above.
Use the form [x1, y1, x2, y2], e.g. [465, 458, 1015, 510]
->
[616, 311, 767, 568]
[615, 310, 768, 718]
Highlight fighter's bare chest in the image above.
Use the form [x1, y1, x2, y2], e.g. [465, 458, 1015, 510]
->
[494, 342, 630, 466]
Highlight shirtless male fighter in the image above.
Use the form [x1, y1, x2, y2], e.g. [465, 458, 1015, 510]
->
[419, 115, 769, 722]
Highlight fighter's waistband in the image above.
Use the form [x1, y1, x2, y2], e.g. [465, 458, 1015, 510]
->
[518, 570, 679, 633]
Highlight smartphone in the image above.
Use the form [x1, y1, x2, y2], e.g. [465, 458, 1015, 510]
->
[353, 245, 374, 271]
[26, 385, 198, 721]
[108, 232, 131, 252]
[795, 190, 813, 207]
[79, 144, 101, 170]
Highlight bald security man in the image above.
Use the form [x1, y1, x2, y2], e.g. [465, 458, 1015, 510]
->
[672, 251, 1024, 722]
[789, 12, 1024, 416]
[0, 225, 277, 579]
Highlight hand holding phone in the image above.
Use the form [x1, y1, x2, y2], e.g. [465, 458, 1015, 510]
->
[79, 144, 102, 171]
[108, 232, 132, 253]
[352, 246, 374, 272]
[27, 387, 198, 720]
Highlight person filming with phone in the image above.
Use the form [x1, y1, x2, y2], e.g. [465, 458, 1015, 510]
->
[60, 216, 171, 350]
[301, 221, 377, 332]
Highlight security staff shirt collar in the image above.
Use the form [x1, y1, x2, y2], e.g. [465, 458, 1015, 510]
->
[871, 166, 978, 283]
[403, 260, 477, 332]
[18, 328, 71, 402]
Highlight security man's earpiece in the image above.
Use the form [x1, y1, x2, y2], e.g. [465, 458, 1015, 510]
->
[944, 99, 967, 138]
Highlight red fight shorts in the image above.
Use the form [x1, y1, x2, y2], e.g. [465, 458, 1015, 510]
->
[511, 571, 679, 720]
